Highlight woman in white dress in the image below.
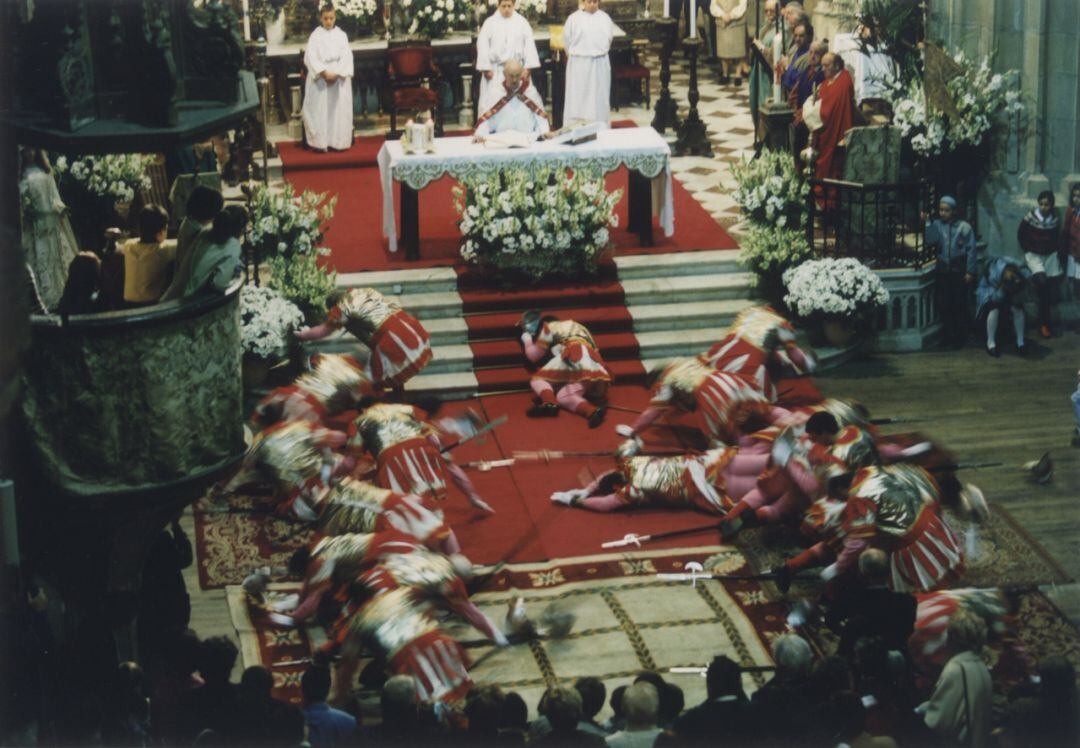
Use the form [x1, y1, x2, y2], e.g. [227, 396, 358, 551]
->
[476, 0, 541, 116]
[19, 148, 79, 312]
[302, 5, 354, 151]
[562, 0, 615, 127]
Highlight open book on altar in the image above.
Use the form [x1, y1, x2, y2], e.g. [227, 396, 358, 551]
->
[482, 131, 536, 149]
[548, 121, 601, 145]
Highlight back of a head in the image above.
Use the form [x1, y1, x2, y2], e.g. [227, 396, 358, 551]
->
[806, 411, 839, 437]
[823, 690, 867, 743]
[610, 684, 627, 719]
[210, 204, 248, 244]
[574, 676, 606, 721]
[947, 610, 987, 654]
[301, 664, 332, 704]
[267, 703, 306, 748]
[197, 636, 238, 685]
[622, 682, 659, 728]
[381, 674, 419, 724]
[186, 186, 225, 223]
[465, 684, 505, 735]
[857, 548, 889, 584]
[1038, 656, 1077, 704]
[500, 691, 528, 730]
[240, 665, 274, 702]
[139, 203, 169, 242]
[661, 683, 684, 725]
[772, 634, 813, 680]
[59, 252, 102, 311]
[163, 628, 201, 677]
[541, 686, 583, 732]
[811, 655, 852, 695]
[706, 655, 744, 700]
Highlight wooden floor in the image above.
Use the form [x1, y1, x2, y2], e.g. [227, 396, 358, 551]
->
[182, 332, 1080, 666]
[815, 332, 1080, 625]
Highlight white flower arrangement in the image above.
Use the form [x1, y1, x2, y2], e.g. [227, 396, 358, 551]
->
[247, 182, 337, 262]
[240, 284, 305, 359]
[334, 0, 377, 19]
[729, 150, 810, 230]
[739, 225, 813, 291]
[454, 167, 622, 281]
[882, 52, 1024, 157]
[52, 153, 153, 203]
[783, 258, 889, 322]
[485, 0, 547, 18]
[406, 0, 472, 37]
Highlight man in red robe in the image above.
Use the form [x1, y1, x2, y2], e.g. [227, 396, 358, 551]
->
[812, 52, 855, 182]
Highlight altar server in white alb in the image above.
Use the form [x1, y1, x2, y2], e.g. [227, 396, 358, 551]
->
[562, 0, 615, 127]
[476, 0, 541, 115]
[474, 60, 550, 140]
[303, 5, 354, 152]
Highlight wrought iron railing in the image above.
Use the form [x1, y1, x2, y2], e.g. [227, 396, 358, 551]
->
[806, 177, 936, 269]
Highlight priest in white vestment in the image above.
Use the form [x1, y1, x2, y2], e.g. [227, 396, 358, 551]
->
[474, 60, 550, 140]
[563, 0, 615, 127]
[302, 6, 354, 151]
[477, 0, 542, 115]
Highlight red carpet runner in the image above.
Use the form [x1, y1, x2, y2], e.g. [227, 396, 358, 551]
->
[276, 124, 739, 273]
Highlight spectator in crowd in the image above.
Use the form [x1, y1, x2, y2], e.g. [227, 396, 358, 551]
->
[121, 204, 174, 306]
[601, 685, 627, 734]
[183, 204, 247, 296]
[1071, 368, 1080, 447]
[301, 664, 357, 747]
[918, 611, 992, 747]
[1064, 182, 1080, 301]
[497, 690, 529, 745]
[267, 703, 309, 748]
[137, 517, 193, 667]
[672, 655, 753, 745]
[1018, 190, 1062, 338]
[177, 636, 240, 742]
[976, 255, 1031, 356]
[751, 634, 814, 742]
[361, 674, 425, 745]
[235, 666, 286, 745]
[606, 681, 661, 748]
[852, 635, 917, 742]
[531, 677, 610, 739]
[98, 227, 127, 311]
[57, 251, 104, 316]
[463, 684, 505, 745]
[161, 185, 224, 301]
[101, 661, 151, 747]
[1003, 656, 1079, 748]
[150, 629, 203, 744]
[825, 548, 917, 658]
[820, 690, 898, 748]
[531, 686, 606, 747]
[925, 195, 980, 347]
[632, 672, 684, 729]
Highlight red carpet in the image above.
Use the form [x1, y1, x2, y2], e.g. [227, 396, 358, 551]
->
[277, 128, 739, 273]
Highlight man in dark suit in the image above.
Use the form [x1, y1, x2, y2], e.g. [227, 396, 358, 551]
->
[825, 548, 918, 658]
[671, 655, 755, 745]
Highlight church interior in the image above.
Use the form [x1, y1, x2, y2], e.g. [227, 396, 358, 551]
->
[1, 0, 1078, 745]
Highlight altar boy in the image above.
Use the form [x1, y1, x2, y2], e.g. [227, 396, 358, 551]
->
[302, 5, 354, 151]
[563, 0, 615, 127]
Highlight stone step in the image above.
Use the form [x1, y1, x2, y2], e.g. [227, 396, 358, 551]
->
[403, 369, 478, 400]
[627, 297, 756, 332]
[337, 266, 460, 295]
[622, 272, 755, 305]
[614, 249, 743, 279]
[635, 327, 725, 361]
[390, 290, 464, 320]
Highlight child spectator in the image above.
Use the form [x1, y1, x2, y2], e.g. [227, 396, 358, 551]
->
[976, 255, 1031, 356]
[1063, 183, 1080, 302]
[925, 196, 979, 347]
[56, 252, 104, 316]
[183, 204, 246, 296]
[121, 204, 174, 305]
[1018, 190, 1061, 337]
[161, 185, 224, 301]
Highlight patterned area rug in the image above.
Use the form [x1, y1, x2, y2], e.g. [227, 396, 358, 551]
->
[735, 502, 1072, 591]
[227, 546, 788, 705]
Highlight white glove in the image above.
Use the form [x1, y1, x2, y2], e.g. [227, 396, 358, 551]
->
[771, 438, 794, 468]
[615, 424, 635, 438]
[494, 630, 511, 647]
[898, 441, 932, 459]
[820, 563, 840, 582]
[520, 332, 532, 345]
[550, 491, 574, 505]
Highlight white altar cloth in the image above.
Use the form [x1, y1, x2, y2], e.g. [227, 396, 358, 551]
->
[376, 127, 675, 253]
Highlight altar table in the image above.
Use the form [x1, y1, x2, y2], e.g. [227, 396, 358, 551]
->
[376, 127, 674, 260]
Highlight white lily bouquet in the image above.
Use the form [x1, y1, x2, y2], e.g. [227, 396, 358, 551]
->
[333, 0, 378, 34]
[240, 285, 306, 360]
[403, 0, 472, 37]
[882, 52, 1024, 158]
[729, 149, 810, 230]
[783, 257, 889, 326]
[53, 153, 153, 203]
[247, 182, 337, 263]
[454, 167, 622, 282]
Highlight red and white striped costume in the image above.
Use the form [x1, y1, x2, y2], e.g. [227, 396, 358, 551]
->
[701, 305, 821, 407]
[316, 477, 452, 547]
[532, 319, 612, 394]
[908, 588, 1011, 676]
[820, 464, 963, 592]
[252, 353, 376, 427]
[347, 403, 448, 501]
[324, 288, 432, 388]
[641, 357, 777, 444]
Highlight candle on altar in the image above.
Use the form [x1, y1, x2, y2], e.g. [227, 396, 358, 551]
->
[689, 0, 697, 37]
[663, 0, 669, 17]
[241, 0, 251, 40]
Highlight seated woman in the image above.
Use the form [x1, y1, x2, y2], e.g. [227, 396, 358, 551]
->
[182, 205, 247, 296]
[56, 252, 105, 316]
[975, 255, 1030, 357]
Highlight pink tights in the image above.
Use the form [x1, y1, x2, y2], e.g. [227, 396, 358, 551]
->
[531, 380, 593, 417]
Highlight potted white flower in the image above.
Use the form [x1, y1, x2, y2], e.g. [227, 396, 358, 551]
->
[239, 285, 305, 389]
[783, 258, 890, 347]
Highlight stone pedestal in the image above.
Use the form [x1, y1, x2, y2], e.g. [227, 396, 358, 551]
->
[871, 264, 942, 352]
[760, 99, 794, 153]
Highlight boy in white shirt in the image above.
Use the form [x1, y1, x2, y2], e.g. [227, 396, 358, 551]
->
[563, 0, 615, 127]
[302, 5, 354, 151]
